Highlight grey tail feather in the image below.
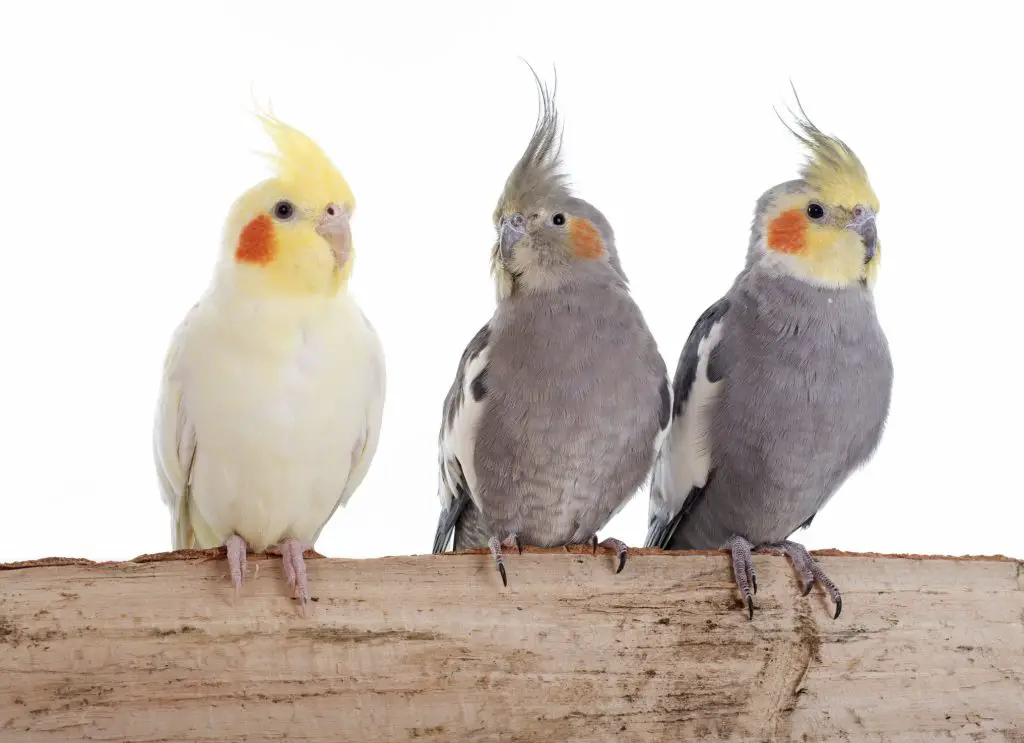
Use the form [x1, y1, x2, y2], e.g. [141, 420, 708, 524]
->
[432, 486, 471, 554]
[644, 512, 682, 550]
[644, 480, 711, 549]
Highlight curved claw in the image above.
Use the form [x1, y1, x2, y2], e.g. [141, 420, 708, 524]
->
[725, 535, 756, 619]
[763, 539, 844, 620]
[489, 536, 509, 588]
[596, 537, 629, 575]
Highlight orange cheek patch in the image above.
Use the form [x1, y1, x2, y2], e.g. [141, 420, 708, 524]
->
[235, 214, 276, 265]
[767, 209, 806, 254]
[569, 218, 604, 259]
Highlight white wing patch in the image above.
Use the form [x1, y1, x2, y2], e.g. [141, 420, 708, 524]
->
[438, 344, 490, 512]
[675, 321, 724, 490]
[653, 319, 725, 516]
[652, 377, 673, 462]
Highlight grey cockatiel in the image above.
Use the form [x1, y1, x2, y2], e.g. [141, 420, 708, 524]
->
[645, 98, 892, 620]
[432, 71, 671, 586]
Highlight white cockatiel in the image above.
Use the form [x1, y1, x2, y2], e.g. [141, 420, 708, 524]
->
[153, 113, 386, 611]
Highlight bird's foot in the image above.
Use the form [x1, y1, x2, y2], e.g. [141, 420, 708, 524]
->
[488, 534, 521, 587]
[225, 535, 248, 604]
[759, 540, 842, 619]
[723, 535, 757, 620]
[270, 539, 313, 615]
[589, 535, 629, 574]
[503, 533, 523, 554]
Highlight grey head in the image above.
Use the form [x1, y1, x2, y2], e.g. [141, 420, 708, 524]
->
[490, 66, 626, 300]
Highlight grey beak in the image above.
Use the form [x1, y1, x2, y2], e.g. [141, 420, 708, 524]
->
[847, 207, 877, 264]
[498, 213, 526, 263]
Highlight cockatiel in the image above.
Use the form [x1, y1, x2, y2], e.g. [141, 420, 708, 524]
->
[153, 113, 386, 611]
[432, 71, 671, 586]
[645, 96, 892, 620]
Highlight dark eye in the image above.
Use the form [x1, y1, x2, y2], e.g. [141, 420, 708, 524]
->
[552, 213, 566, 226]
[273, 200, 295, 221]
[806, 203, 825, 220]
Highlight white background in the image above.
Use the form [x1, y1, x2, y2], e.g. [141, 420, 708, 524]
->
[1, 1, 1021, 563]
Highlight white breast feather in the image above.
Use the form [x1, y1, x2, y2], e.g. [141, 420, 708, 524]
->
[167, 293, 383, 552]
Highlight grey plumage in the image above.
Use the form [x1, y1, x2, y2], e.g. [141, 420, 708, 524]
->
[434, 68, 668, 583]
[472, 280, 665, 543]
[433, 324, 489, 554]
[435, 275, 668, 560]
[647, 108, 891, 619]
[648, 267, 892, 550]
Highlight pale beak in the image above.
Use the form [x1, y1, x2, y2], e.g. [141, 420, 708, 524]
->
[847, 205, 877, 264]
[498, 213, 526, 264]
[316, 203, 352, 268]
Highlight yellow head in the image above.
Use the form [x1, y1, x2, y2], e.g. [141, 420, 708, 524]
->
[750, 95, 881, 289]
[219, 113, 356, 297]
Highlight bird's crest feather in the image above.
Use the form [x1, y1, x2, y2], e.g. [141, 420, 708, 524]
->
[777, 86, 878, 212]
[257, 110, 355, 213]
[494, 63, 571, 221]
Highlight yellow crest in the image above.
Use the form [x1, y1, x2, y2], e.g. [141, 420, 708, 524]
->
[779, 89, 879, 212]
[256, 110, 355, 214]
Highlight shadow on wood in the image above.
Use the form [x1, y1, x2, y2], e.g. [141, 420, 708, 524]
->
[1, 549, 1022, 742]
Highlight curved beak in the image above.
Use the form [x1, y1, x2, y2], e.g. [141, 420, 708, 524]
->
[847, 206, 877, 264]
[316, 202, 352, 268]
[498, 213, 526, 264]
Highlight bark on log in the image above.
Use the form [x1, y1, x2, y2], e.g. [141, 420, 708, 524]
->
[1, 549, 1022, 742]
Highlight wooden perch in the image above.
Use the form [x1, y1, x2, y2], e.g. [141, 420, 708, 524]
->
[1, 548, 1022, 742]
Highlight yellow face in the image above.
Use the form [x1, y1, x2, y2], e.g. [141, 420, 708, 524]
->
[764, 106, 883, 288]
[220, 114, 357, 298]
[224, 179, 353, 297]
[762, 189, 881, 288]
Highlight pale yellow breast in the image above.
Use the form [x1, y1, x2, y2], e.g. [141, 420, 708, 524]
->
[180, 292, 381, 550]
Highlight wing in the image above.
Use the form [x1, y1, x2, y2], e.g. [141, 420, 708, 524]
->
[433, 322, 491, 554]
[312, 311, 388, 543]
[644, 297, 731, 549]
[152, 304, 200, 550]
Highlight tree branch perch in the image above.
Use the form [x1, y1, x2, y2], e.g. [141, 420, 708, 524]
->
[1, 549, 1021, 742]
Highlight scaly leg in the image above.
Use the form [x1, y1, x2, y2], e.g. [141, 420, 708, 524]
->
[759, 540, 842, 619]
[590, 535, 629, 574]
[488, 534, 522, 587]
[272, 539, 312, 614]
[225, 535, 248, 603]
[723, 535, 757, 620]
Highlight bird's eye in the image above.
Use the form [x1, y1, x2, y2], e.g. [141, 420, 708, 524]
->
[273, 200, 295, 221]
[552, 213, 566, 226]
[806, 203, 825, 220]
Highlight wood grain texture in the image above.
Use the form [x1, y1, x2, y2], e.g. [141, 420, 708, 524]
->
[1, 549, 1022, 742]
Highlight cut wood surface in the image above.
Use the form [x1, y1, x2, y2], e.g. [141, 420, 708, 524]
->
[1, 549, 1022, 742]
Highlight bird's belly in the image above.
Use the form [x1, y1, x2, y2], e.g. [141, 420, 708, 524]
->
[479, 382, 658, 546]
[185, 349, 367, 551]
[695, 363, 887, 547]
